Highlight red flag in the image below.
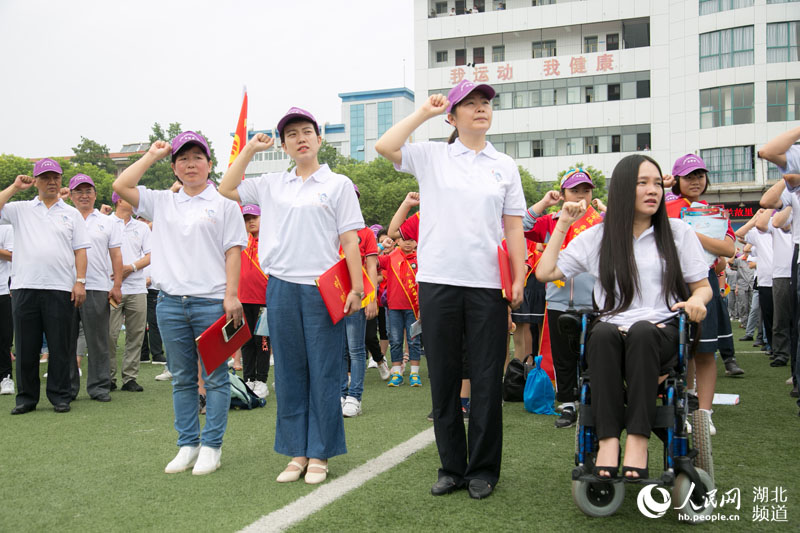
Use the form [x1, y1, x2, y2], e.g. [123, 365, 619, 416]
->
[228, 89, 248, 176]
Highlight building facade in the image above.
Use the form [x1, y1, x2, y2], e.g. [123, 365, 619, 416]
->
[416, 0, 800, 215]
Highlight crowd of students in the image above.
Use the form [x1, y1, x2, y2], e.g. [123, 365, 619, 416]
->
[2, 81, 798, 499]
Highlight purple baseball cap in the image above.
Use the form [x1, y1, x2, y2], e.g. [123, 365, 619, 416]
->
[671, 154, 708, 177]
[69, 174, 95, 190]
[446, 79, 496, 114]
[370, 224, 383, 237]
[242, 204, 261, 216]
[560, 168, 594, 189]
[33, 158, 62, 176]
[171, 131, 211, 159]
[276, 107, 319, 137]
[112, 192, 121, 204]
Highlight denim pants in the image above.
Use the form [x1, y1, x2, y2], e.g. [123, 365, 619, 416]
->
[156, 293, 230, 449]
[746, 290, 761, 339]
[342, 308, 367, 400]
[388, 308, 420, 364]
[267, 277, 347, 459]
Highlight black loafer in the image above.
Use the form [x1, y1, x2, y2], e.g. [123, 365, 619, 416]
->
[121, 380, 143, 392]
[92, 394, 112, 402]
[10, 404, 36, 415]
[468, 479, 493, 499]
[431, 476, 464, 496]
[53, 403, 71, 413]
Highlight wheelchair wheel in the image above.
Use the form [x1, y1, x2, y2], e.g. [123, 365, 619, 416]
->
[572, 479, 625, 517]
[691, 410, 714, 483]
[673, 468, 715, 522]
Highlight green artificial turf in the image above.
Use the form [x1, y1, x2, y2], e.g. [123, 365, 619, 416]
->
[0, 330, 798, 532]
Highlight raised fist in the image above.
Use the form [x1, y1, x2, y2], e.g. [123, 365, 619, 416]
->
[662, 174, 675, 188]
[247, 133, 274, 153]
[13, 175, 34, 191]
[148, 140, 172, 160]
[424, 94, 449, 117]
[404, 191, 420, 207]
[541, 190, 562, 208]
[561, 200, 587, 225]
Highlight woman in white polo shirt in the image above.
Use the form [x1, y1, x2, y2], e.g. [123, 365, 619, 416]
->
[113, 131, 248, 476]
[375, 80, 527, 500]
[536, 154, 711, 480]
[220, 108, 365, 485]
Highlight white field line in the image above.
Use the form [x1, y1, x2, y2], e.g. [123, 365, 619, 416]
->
[239, 427, 436, 533]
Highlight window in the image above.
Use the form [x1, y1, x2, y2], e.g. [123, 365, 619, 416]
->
[699, 0, 754, 15]
[567, 86, 581, 104]
[699, 26, 754, 72]
[455, 48, 466, 66]
[584, 36, 598, 53]
[636, 80, 650, 98]
[435, 1, 448, 14]
[492, 45, 505, 62]
[622, 18, 650, 49]
[699, 83, 754, 128]
[436, 50, 448, 63]
[611, 135, 621, 152]
[518, 141, 532, 158]
[532, 40, 557, 58]
[585, 86, 594, 102]
[350, 105, 365, 161]
[473, 47, 485, 64]
[606, 33, 619, 51]
[767, 0, 799, 4]
[477, 125, 650, 159]
[636, 133, 651, 150]
[700, 146, 755, 183]
[377, 101, 393, 137]
[767, 80, 800, 122]
[584, 136, 599, 154]
[767, 22, 800, 63]
[608, 83, 621, 101]
[532, 0, 555, 5]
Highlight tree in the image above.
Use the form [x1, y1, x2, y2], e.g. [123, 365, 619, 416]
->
[71, 137, 116, 174]
[335, 157, 418, 227]
[518, 165, 554, 207]
[0, 154, 34, 199]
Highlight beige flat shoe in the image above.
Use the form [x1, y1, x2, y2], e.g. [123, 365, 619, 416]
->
[304, 463, 328, 484]
[276, 461, 307, 483]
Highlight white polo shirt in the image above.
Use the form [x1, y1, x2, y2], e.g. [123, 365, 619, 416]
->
[779, 145, 800, 175]
[111, 214, 151, 295]
[0, 197, 90, 292]
[557, 219, 708, 328]
[82, 210, 122, 292]
[135, 184, 248, 299]
[0, 225, 13, 296]
[237, 164, 365, 285]
[745, 228, 773, 287]
[780, 188, 800, 248]
[395, 139, 526, 289]
[766, 222, 793, 279]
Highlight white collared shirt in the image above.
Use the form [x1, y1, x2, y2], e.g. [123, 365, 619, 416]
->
[0, 225, 13, 296]
[779, 188, 800, 248]
[765, 222, 793, 278]
[557, 219, 708, 328]
[135, 184, 248, 298]
[111, 214, 151, 295]
[0, 197, 91, 291]
[82, 210, 122, 291]
[395, 139, 526, 289]
[237, 164, 365, 285]
[745, 228, 773, 287]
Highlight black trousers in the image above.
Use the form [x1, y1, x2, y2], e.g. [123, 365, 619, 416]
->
[140, 289, 164, 360]
[791, 245, 799, 399]
[241, 303, 270, 382]
[0, 294, 12, 379]
[365, 315, 384, 363]
[758, 286, 774, 348]
[419, 282, 507, 486]
[586, 320, 678, 440]
[14, 289, 74, 407]
[548, 309, 579, 403]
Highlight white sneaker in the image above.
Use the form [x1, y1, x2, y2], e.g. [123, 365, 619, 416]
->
[0, 376, 14, 395]
[245, 379, 255, 391]
[43, 372, 48, 378]
[342, 396, 362, 418]
[192, 446, 221, 475]
[340, 396, 346, 410]
[378, 361, 391, 381]
[367, 357, 378, 369]
[253, 380, 269, 399]
[164, 445, 200, 473]
[708, 413, 717, 436]
[155, 369, 173, 381]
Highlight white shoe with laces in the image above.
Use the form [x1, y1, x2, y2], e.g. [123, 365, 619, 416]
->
[342, 396, 362, 418]
[253, 380, 269, 399]
[0, 376, 14, 395]
[164, 445, 200, 474]
[155, 369, 173, 381]
[192, 446, 221, 475]
[367, 357, 378, 369]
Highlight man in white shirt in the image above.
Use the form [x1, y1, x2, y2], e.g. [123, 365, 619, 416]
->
[0, 225, 13, 395]
[108, 193, 151, 392]
[67, 175, 123, 402]
[0, 158, 90, 414]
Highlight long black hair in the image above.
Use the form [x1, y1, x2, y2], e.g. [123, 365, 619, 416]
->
[597, 154, 689, 317]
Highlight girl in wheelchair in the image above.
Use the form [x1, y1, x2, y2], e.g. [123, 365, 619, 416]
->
[536, 154, 712, 481]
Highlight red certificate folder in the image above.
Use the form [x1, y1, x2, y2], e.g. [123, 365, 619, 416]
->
[498, 245, 513, 302]
[196, 314, 251, 375]
[315, 258, 376, 325]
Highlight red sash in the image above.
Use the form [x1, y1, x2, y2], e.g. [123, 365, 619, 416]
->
[390, 249, 419, 319]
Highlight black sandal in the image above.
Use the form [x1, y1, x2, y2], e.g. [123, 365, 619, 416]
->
[592, 465, 619, 479]
[622, 466, 649, 480]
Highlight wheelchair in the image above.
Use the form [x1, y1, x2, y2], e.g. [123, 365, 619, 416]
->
[562, 311, 716, 521]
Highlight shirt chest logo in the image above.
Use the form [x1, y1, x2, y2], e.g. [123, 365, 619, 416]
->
[491, 169, 503, 182]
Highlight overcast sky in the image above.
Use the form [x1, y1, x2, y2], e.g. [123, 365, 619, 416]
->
[0, 0, 414, 168]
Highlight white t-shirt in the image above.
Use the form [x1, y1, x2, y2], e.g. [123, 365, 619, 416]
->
[779, 145, 800, 175]
[0, 197, 91, 292]
[745, 228, 773, 287]
[237, 164, 365, 285]
[111, 214, 151, 295]
[135, 185, 248, 299]
[395, 139, 526, 289]
[82, 210, 122, 292]
[557, 219, 708, 328]
[766, 222, 793, 279]
[779, 188, 800, 248]
[0, 225, 13, 296]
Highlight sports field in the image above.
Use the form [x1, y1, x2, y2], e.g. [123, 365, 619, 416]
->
[0, 331, 797, 532]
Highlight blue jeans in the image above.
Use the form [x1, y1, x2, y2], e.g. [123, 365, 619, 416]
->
[156, 293, 230, 449]
[388, 308, 420, 364]
[342, 308, 367, 400]
[267, 277, 347, 459]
